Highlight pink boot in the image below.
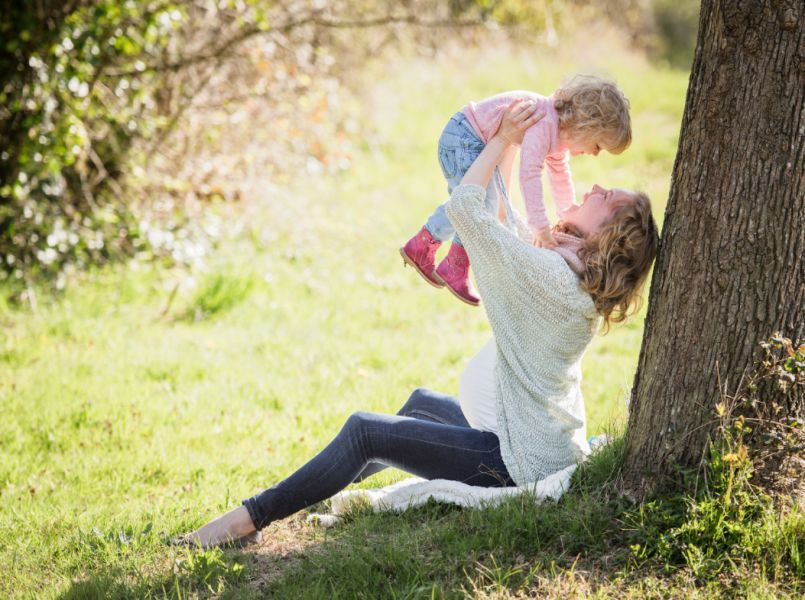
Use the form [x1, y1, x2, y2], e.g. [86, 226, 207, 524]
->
[400, 227, 444, 288]
[433, 244, 480, 306]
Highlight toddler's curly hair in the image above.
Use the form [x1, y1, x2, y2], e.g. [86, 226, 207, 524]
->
[554, 75, 632, 154]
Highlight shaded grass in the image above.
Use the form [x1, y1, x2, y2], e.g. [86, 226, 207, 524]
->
[255, 439, 630, 599]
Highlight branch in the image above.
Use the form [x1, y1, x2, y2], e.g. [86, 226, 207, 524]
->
[105, 12, 486, 77]
[143, 61, 219, 163]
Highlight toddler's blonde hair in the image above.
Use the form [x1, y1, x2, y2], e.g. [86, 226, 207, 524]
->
[554, 75, 632, 154]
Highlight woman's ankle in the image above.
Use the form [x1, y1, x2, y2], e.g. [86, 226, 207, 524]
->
[195, 506, 257, 542]
[229, 505, 258, 536]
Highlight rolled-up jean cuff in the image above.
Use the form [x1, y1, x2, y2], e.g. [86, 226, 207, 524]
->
[242, 497, 265, 530]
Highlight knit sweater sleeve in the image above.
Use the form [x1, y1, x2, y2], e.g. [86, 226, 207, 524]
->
[445, 183, 575, 318]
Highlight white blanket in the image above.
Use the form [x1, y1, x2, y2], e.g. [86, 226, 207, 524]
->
[306, 464, 577, 528]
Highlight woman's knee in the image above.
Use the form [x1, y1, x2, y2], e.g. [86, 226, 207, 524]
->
[343, 411, 373, 432]
[341, 411, 385, 459]
[343, 411, 390, 442]
[400, 387, 431, 415]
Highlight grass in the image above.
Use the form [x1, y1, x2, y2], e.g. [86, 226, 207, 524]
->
[256, 437, 805, 599]
[1, 30, 801, 599]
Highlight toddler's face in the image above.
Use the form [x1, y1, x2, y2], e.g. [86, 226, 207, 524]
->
[566, 135, 602, 157]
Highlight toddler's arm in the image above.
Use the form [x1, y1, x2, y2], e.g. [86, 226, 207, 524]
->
[545, 153, 575, 218]
[519, 125, 558, 247]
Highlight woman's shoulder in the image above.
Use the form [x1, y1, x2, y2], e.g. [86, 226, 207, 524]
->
[522, 249, 597, 313]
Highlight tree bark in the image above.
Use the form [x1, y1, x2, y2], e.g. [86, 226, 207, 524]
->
[622, 0, 805, 495]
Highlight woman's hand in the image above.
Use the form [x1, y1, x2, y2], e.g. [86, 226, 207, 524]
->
[459, 100, 543, 189]
[532, 226, 558, 249]
[495, 99, 545, 147]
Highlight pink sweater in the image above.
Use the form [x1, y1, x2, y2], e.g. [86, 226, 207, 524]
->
[462, 91, 575, 231]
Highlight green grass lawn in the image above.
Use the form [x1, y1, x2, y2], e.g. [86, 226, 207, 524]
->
[4, 34, 799, 599]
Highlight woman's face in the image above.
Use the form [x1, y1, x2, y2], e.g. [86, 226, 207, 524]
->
[562, 185, 634, 236]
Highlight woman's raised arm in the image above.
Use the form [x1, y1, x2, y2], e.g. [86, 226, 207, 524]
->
[460, 100, 545, 189]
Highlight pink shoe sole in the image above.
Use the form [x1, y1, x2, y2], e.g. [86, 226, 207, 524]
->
[431, 272, 480, 306]
[400, 247, 444, 288]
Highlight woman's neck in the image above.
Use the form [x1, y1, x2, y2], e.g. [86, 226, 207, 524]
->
[551, 230, 586, 276]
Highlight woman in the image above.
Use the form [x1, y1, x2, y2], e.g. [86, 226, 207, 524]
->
[175, 101, 659, 549]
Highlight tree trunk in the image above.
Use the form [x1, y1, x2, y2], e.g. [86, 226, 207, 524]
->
[622, 0, 805, 496]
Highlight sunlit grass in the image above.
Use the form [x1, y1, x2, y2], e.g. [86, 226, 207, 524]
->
[0, 33, 696, 598]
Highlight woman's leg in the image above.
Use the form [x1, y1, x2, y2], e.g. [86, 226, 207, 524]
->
[242, 409, 513, 530]
[353, 387, 469, 482]
[396, 387, 469, 425]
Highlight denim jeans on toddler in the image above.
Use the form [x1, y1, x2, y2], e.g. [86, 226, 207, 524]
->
[242, 388, 514, 530]
[425, 111, 517, 246]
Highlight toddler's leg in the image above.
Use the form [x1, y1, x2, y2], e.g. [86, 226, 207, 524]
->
[433, 175, 483, 305]
[423, 202, 457, 243]
[405, 113, 490, 304]
[422, 115, 478, 243]
[399, 141, 467, 289]
[400, 130, 470, 288]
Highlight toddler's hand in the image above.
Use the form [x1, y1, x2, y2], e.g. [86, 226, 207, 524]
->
[532, 227, 557, 249]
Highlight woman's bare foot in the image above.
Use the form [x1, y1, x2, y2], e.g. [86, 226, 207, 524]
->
[181, 506, 259, 549]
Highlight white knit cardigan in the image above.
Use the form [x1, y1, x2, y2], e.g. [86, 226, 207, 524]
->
[446, 183, 600, 485]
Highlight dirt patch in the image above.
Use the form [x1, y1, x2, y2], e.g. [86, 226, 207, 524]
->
[242, 514, 332, 594]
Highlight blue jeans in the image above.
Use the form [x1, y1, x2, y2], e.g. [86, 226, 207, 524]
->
[425, 112, 515, 246]
[242, 388, 514, 530]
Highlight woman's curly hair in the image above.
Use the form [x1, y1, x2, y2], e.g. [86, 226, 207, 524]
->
[554, 75, 632, 154]
[557, 192, 659, 332]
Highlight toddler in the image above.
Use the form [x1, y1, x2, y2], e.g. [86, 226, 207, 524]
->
[400, 75, 631, 306]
